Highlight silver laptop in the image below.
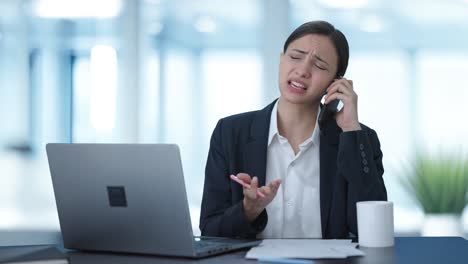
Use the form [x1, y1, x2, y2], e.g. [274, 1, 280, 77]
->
[46, 143, 260, 258]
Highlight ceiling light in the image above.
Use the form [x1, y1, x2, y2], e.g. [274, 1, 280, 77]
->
[33, 0, 122, 19]
[318, 0, 368, 9]
[194, 16, 217, 33]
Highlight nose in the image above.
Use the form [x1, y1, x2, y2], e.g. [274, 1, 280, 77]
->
[294, 60, 311, 78]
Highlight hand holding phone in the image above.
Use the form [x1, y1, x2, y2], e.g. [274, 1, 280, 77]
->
[319, 77, 361, 132]
[318, 77, 344, 128]
[318, 97, 343, 129]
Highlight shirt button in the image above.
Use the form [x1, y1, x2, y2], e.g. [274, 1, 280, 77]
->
[363, 166, 370, 173]
[362, 158, 368, 165]
[359, 143, 364, 150]
[361, 151, 366, 158]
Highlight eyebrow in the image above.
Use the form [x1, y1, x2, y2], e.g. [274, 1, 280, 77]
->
[291, 49, 329, 66]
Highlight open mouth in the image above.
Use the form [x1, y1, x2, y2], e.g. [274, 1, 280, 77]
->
[289, 80, 307, 90]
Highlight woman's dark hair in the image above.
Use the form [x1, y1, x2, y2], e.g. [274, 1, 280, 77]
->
[283, 21, 349, 78]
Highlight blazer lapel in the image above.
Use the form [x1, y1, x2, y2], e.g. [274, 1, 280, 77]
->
[319, 117, 341, 237]
[243, 100, 276, 187]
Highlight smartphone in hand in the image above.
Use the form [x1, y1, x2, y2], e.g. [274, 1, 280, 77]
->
[318, 77, 344, 129]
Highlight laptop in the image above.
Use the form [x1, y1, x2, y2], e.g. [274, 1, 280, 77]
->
[46, 143, 260, 258]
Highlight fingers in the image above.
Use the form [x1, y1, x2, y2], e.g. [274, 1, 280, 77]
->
[325, 79, 356, 104]
[327, 78, 353, 93]
[236, 173, 252, 184]
[268, 179, 282, 190]
[237, 174, 282, 200]
[243, 176, 259, 199]
[324, 92, 346, 104]
[235, 173, 263, 199]
[259, 179, 282, 197]
[326, 78, 352, 94]
[326, 83, 352, 99]
[259, 186, 271, 196]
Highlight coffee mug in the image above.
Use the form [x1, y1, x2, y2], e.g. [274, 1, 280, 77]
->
[357, 201, 394, 247]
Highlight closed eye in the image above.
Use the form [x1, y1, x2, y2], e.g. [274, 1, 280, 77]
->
[315, 64, 326, 70]
[289, 55, 300, 60]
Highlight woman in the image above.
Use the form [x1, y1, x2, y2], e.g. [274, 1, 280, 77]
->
[200, 21, 387, 239]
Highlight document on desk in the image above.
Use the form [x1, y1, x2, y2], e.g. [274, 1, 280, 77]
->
[246, 239, 365, 259]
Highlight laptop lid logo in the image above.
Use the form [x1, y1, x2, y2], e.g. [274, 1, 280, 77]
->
[107, 186, 128, 207]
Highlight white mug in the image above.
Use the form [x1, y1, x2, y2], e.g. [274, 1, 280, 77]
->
[357, 201, 394, 247]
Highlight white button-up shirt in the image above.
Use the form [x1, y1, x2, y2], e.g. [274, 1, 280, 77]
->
[258, 100, 322, 238]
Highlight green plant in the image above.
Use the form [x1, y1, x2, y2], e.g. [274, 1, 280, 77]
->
[399, 153, 468, 214]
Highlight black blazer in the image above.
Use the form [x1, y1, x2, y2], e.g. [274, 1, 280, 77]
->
[199, 100, 387, 239]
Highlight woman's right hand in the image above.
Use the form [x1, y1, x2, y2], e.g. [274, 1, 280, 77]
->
[236, 173, 282, 223]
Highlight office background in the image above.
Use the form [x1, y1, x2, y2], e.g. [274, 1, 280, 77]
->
[1, 0, 468, 238]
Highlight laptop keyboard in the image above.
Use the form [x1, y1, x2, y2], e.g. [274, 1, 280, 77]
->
[193, 237, 257, 254]
[194, 240, 233, 251]
[195, 241, 230, 250]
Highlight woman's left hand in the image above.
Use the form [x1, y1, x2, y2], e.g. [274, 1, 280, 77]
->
[324, 78, 362, 132]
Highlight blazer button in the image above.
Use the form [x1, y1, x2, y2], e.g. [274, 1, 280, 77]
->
[359, 143, 364, 150]
[362, 159, 368, 165]
[363, 166, 370, 173]
[361, 151, 366, 158]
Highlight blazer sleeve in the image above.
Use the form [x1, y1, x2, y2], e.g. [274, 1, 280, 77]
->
[337, 128, 387, 236]
[199, 119, 267, 238]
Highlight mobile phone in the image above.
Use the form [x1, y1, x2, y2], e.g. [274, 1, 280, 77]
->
[318, 78, 344, 129]
[318, 99, 342, 129]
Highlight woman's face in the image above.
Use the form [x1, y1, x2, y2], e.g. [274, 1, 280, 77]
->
[278, 34, 339, 106]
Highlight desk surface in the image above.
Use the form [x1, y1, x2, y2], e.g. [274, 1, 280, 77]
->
[1, 237, 468, 264]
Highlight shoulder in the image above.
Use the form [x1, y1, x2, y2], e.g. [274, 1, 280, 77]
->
[218, 110, 260, 129]
[211, 110, 262, 142]
[213, 100, 276, 136]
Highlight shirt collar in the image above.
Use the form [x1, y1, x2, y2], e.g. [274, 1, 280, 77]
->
[268, 100, 280, 146]
[268, 99, 321, 147]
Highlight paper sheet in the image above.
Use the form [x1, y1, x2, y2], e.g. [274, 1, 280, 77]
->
[245, 239, 365, 259]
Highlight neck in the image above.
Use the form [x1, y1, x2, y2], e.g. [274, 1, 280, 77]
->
[276, 97, 319, 140]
